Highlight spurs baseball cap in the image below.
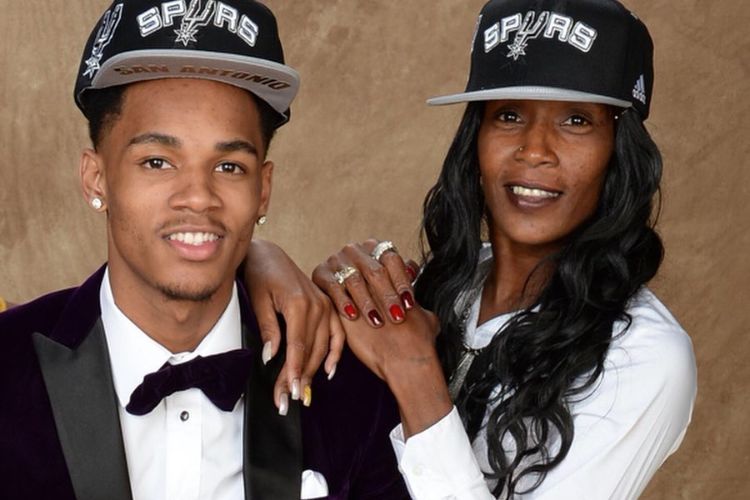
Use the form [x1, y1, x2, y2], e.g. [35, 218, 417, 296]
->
[74, 0, 299, 126]
[428, 0, 654, 119]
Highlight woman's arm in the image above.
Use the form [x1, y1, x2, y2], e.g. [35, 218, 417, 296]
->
[312, 240, 495, 499]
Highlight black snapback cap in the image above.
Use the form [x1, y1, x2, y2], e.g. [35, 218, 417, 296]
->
[74, 0, 299, 126]
[429, 0, 654, 119]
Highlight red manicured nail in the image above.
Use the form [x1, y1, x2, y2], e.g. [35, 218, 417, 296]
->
[389, 304, 405, 322]
[343, 303, 357, 319]
[368, 310, 384, 327]
[400, 291, 414, 310]
[406, 266, 417, 281]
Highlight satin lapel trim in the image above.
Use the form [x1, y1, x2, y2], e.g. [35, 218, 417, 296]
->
[242, 322, 303, 499]
[33, 319, 133, 500]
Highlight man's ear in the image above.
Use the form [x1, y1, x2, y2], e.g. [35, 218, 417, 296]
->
[257, 159, 274, 219]
[80, 148, 108, 212]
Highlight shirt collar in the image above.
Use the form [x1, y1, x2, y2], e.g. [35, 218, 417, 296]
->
[462, 244, 516, 350]
[99, 267, 243, 408]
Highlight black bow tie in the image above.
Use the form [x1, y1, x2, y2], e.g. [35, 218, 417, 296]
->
[126, 349, 253, 416]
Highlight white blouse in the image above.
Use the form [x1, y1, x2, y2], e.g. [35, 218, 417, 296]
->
[390, 256, 697, 499]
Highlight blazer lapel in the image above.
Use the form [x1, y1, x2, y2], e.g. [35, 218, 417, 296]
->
[239, 286, 303, 499]
[33, 267, 132, 500]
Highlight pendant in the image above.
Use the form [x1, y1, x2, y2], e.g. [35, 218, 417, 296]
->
[448, 349, 478, 400]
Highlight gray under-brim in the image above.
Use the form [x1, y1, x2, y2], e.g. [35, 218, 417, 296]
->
[427, 86, 632, 108]
[81, 49, 300, 120]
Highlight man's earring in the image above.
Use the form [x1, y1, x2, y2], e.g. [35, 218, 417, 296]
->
[256, 215, 267, 226]
[91, 197, 103, 210]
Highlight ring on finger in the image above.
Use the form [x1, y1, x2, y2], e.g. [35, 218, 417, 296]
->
[333, 265, 359, 285]
[371, 240, 398, 263]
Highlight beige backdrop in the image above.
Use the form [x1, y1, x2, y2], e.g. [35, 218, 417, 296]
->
[2, 1, 748, 498]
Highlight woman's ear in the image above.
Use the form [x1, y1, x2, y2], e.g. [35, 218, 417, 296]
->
[80, 148, 108, 212]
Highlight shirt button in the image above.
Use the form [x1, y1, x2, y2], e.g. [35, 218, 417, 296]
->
[180, 411, 190, 422]
[413, 464, 424, 476]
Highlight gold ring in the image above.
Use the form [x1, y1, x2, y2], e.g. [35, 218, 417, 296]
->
[333, 266, 358, 285]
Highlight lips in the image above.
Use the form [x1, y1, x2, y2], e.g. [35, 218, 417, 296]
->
[509, 185, 560, 199]
[162, 227, 225, 261]
[166, 231, 220, 246]
[505, 182, 562, 209]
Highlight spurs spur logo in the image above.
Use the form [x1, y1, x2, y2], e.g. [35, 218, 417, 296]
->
[483, 11, 598, 60]
[137, 0, 259, 47]
[83, 3, 124, 78]
[174, 0, 215, 46]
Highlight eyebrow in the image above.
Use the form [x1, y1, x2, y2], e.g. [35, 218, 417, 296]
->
[127, 134, 258, 156]
[215, 140, 258, 157]
[128, 133, 181, 148]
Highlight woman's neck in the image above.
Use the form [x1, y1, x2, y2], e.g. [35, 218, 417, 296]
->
[478, 234, 557, 324]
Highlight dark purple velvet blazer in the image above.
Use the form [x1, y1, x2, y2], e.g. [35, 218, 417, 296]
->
[0, 266, 408, 500]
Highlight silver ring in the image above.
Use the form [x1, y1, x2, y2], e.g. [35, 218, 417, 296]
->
[371, 240, 398, 262]
[333, 266, 358, 285]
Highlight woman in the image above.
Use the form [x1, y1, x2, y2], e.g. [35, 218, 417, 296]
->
[309, 0, 696, 498]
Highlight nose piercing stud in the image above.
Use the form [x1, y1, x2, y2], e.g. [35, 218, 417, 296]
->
[518, 146, 525, 152]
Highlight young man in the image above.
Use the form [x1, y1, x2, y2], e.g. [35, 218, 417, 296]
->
[0, 1, 407, 498]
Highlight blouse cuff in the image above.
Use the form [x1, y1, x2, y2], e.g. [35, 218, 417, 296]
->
[390, 407, 493, 499]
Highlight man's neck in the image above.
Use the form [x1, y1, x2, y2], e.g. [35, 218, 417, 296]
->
[106, 267, 235, 354]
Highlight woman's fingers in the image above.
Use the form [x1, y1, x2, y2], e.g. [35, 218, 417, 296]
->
[324, 313, 345, 380]
[404, 258, 420, 284]
[273, 368, 291, 416]
[299, 312, 332, 406]
[311, 258, 360, 321]
[342, 242, 407, 324]
[313, 239, 420, 326]
[374, 245, 416, 310]
[314, 253, 387, 328]
[249, 287, 282, 365]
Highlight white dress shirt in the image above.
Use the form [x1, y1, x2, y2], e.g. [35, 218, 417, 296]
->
[390, 253, 697, 499]
[100, 269, 328, 500]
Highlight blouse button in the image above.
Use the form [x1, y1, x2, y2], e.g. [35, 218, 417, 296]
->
[180, 410, 190, 422]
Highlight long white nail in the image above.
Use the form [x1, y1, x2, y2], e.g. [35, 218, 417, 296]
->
[327, 363, 337, 381]
[291, 379, 301, 400]
[278, 393, 288, 416]
[262, 341, 273, 365]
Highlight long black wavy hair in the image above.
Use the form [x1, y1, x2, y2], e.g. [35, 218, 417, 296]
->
[414, 102, 664, 497]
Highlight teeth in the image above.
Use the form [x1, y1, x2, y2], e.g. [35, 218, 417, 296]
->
[511, 186, 559, 199]
[167, 232, 220, 246]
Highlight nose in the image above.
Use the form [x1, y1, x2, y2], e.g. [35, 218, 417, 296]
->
[169, 168, 221, 213]
[515, 120, 559, 168]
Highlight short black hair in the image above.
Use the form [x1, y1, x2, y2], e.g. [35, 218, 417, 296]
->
[80, 84, 279, 153]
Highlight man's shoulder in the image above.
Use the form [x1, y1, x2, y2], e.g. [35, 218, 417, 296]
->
[0, 287, 78, 341]
[0, 266, 106, 354]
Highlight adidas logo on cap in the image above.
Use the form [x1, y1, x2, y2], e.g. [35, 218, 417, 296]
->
[632, 74, 647, 105]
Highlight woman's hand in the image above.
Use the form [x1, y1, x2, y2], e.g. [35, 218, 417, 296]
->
[311, 239, 419, 327]
[244, 240, 344, 414]
[312, 239, 452, 437]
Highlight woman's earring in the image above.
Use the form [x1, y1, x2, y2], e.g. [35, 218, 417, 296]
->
[91, 197, 103, 210]
[256, 215, 267, 226]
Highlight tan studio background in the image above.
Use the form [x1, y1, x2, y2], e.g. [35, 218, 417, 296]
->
[2, 0, 749, 498]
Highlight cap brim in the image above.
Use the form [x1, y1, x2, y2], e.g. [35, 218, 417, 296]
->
[79, 49, 300, 124]
[427, 86, 631, 109]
